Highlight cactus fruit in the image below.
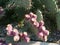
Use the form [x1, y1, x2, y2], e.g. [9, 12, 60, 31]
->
[13, 35, 20, 42]
[39, 20, 44, 26]
[6, 24, 13, 31]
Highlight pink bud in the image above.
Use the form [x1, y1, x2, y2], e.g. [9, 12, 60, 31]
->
[39, 20, 44, 26]
[13, 35, 20, 42]
[33, 14, 37, 19]
[36, 22, 39, 27]
[38, 32, 43, 38]
[25, 14, 30, 20]
[33, 21, 39, 27]
[6, 24, 13, 31]
[19, 33, 23, 37]
[38, 26, 46, 31]
[10, 31, 16, 36]
[30, 18, 36, 24]
[23, 32, 28, 37]
[43, 30, 49, 36]
[24, 37, 30, 42]
[29, 12, 37, 19]
[33, 22, 37, 26]
[29, 12, 34, 17]
[13, 29, 19, 35]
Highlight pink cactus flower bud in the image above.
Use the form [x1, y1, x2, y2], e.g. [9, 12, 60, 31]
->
[10, 31, 16, 36]
[29, 12, 34, 17]
[38, 26, 46, 31]
[33, 21, 39, 27]
[38, 32, 44, 38]
[19, 33, 23, 37]
[29, 12, 37, 19]
[13, 29, 19, 35]
[36, 22, 39, 27]
[24, 37, 30, 42]
[7, 31, 16, 36]
[25, 14, 30, 20]
[13, 35, 20, 42]
[39, 20, 44, 26]
[43, 30, 49, 36]
[33, 14, 37, 19]
[6, 24, 13, 31]
[43, 36, 47, 41]
[30, 18, 36, 24]
[23, 32, 28, 37]
[33, 22, 37, 26]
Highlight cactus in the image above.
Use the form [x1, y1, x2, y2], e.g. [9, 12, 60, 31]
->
[0, 0, 60, 44]
[3, 0, 32, 24]
[7, 0, 32, 10]
[40, 0, 58, 14]
[32, 0, 43, 10]
[36, 9, 43, 22]
[56, 9, 60, 30]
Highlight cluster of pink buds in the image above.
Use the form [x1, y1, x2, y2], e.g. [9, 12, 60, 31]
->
[19, 32, 30, 42]
[25, 12, 49, 41]
[37, 20, 49, 41]
[6, 24, 19, 36]
[25, 12, 39, 27]
[6, 24, 30, 42]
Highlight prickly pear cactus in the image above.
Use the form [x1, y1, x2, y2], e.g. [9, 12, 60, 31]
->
[56, 9, 60, 31]
[36, 10, 43, 22]
[40, 0, 58, 14]
[7, 0, 32, 10]
[1, 0, 60, 44]
[3, 0, 32, 23]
